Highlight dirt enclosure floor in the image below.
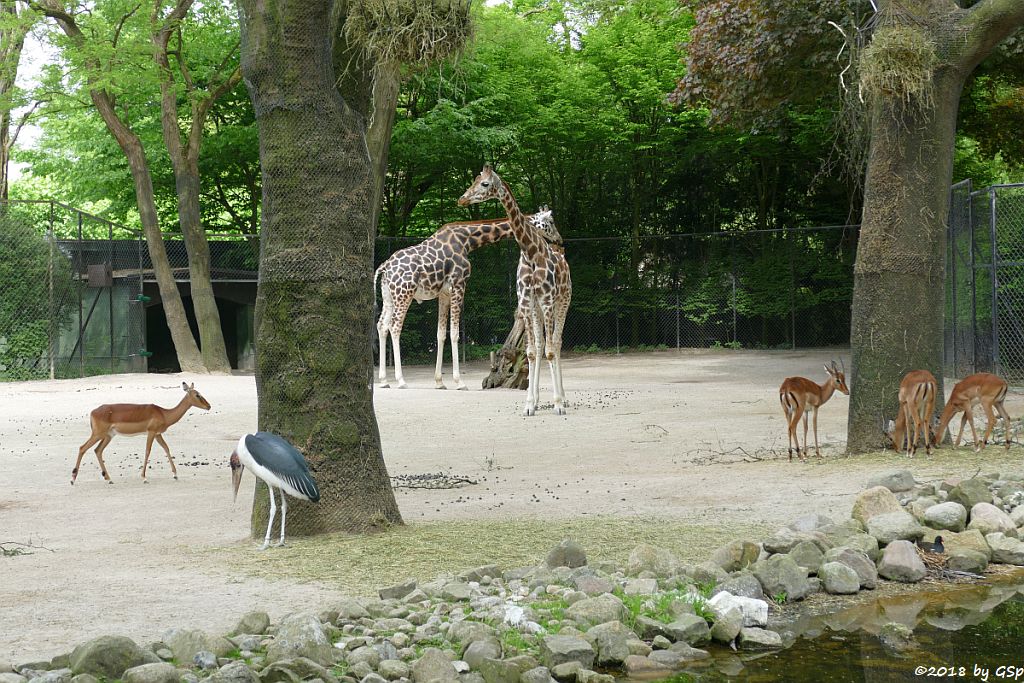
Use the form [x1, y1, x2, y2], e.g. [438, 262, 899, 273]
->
[2, 349, 1023, 661]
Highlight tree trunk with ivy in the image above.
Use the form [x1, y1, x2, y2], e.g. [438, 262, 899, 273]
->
[239, 0, 403, 535]
[847, 0, 1024, 453]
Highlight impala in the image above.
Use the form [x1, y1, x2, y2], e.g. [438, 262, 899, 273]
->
[72, 382, 211, 485]
[779, 360, 850, 461]
[885, 370, 937, 457]
[932, 372, 1011, 451]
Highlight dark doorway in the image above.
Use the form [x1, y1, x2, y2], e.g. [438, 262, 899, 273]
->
[145, 297, 243, 372]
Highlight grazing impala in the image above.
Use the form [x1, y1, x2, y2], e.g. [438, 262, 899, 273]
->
[932, 372, 1011, 451]
[72, 382, 211, 485]
[885, 370, 937, 457]
[779, 360, 850, 461]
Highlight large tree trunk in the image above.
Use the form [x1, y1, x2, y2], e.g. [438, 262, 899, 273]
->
[174, 165, 232, 372]
[0, 0, 30, 204]
[846, 0, 1024, 453]
[118, 136, 207, 373]
[847, 81, 959, 452]
[240, 0, 403, 535]
[35, 1, 206, 373]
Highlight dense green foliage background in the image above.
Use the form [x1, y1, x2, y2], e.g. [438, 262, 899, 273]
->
[11, 0, 1023, 355]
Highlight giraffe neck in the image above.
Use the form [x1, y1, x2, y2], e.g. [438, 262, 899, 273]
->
[495, 181, 545, 263]
[450, 220, 516, 252]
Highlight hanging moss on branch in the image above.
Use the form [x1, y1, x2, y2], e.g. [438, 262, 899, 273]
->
[343, 0, 472, 69]
[859, 25, 938, 111]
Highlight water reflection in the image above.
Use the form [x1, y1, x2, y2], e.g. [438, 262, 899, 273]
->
[651, 571, 1024, 682]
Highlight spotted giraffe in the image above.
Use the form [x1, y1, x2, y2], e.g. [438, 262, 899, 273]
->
[514, 205, 571, 413]
[375, 210, 560, 390]
[459, 165, 572, 415]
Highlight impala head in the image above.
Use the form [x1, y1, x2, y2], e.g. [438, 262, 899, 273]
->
[824, 360, 849, 395]
[458, 164, 501, 207]
[182, 382, 211, 410]
[531, 205, 563, 245]
[230, 450, 244, 502]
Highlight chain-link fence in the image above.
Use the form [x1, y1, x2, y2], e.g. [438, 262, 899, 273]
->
[0, 200, 145, 380]
[946, 181, 1024, 383]
[374, 225, 859, 367]
[0, 201, 261, 380]
[9, 179, 1023, 383]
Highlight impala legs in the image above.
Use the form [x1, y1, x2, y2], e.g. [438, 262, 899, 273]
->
[995, 399, 1013, 449]
[72, 432, 112, 484]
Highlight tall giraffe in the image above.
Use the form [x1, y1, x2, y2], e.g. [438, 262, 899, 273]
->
[375, 210, 560, 390]
[459, 166, 571, 415]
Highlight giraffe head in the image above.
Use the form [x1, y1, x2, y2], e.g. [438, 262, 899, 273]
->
[531, 205, 563, 245]
[458, 164, 501, 207]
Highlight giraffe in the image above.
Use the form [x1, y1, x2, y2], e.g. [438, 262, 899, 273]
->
[514, 205, 571, 413]
[459, 165, 572, 415]
[375, 210, 560, 390]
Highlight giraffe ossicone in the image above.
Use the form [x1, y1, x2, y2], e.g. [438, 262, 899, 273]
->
[459, 165, 572, 416]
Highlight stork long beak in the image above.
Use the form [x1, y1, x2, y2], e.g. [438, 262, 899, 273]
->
[230, 451, 243, 503]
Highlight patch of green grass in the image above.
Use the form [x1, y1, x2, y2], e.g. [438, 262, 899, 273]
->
[499, 627, 538, 656]
[695, 580, 717, 599]
[200, 518, 772, 597]
[615, 588, 714, 629]
[529, 596, 569, 622]
[412, 635, 450, 656]
[772, 591, 788, 605]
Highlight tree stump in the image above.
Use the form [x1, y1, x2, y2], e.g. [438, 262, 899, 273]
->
[481, 316, 529, 390]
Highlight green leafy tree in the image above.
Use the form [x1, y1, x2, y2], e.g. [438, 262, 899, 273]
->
[31, 0, 243, 373]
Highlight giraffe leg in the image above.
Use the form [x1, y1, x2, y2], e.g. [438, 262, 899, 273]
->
[525, 302, 544, 416]
[73, 433, 102, 485]
[450, 287, 468, 390]
[434, 294, 450, 389]
[377, 292, 393, 387]
[261, 485, 276, 550]
[390, 299, 411, 389]
[550, 302, 569, 415]
[155, 434, 177, 480]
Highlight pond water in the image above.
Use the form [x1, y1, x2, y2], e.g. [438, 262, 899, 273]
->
[658, 571, 1024, 682]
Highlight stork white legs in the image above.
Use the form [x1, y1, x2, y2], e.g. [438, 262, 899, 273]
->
[278, 494, 287, 547]
[259, 486, 290, 549]
[261, 485, 277, 550]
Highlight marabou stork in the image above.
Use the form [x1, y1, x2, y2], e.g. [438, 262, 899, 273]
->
[231, 432, 321, 549]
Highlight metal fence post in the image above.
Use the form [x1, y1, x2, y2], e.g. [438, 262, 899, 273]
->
[78, 211, 84, 377]
[989, 188, 1000, 376]
[970, 187, 978, 374]
[789, 234, 796, 350]
[109, 219, 115, 373]
[675, 289, 680, 350]
[48, 228, 55, 380]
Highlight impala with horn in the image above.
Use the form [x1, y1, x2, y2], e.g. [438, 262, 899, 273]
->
[779, 359, 849, 461]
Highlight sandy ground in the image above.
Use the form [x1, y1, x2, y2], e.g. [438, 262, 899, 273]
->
[2, 349, 1022, 662]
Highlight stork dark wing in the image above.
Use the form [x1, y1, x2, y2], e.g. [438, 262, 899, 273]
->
[245, 432, 321, 502]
